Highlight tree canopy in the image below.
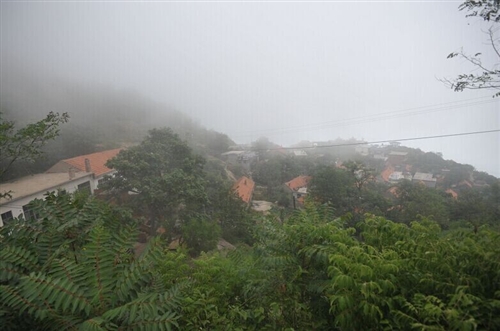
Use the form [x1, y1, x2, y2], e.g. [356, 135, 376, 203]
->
[101, 128, 208, 235]
[0, 111, 69, 181]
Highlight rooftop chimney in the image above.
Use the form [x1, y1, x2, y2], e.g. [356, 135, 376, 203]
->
[84, 158, 92, 173]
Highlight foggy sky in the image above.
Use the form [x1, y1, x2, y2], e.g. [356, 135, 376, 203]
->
[1, 1, 499, 176]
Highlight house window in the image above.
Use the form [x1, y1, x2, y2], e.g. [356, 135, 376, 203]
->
[22, 204, 39, 221]
[77, 181, 91, 195]
[1, 211, 13, 224]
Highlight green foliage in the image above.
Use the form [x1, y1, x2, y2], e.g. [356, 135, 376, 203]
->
[2, 194, 499, 330]
[309, 165, 356, 215]
[101, 128, 208, 235]
[252, 154, 314, 189]
[0, 194, 181, 331]
[181, 217, 221, 256]
[388, 180, 452, 227]
[0, 111, 69, 197]
[209, 185, 254, 244]
[0, 111, 69, 178]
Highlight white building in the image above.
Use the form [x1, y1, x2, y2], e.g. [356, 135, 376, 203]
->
[388, 171, 404, 183]
[1, 148, 122, 226]
[292, 150, 307, 157]
[0, 172, 94, 226]
[412, 172, 437, 188]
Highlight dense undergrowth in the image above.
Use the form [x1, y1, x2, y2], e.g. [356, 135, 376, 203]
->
[1, 195, 499, 331]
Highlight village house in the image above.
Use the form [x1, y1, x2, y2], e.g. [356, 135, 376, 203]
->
[46, 148, 122, 191]
[291, 150, 307, 157]
[221, 151, 246, 164]
[284, 175, 312, 208]
[454, 180, 473, 193]
[373, 153, 388, 162]
[1, 148, 122, 226]
[232, 176, 255, 205]
[388, 171, 404, 183]
[0, 171, 94, 226]
[387, 151, 408, 166]
[412, 172, 437, 188]
[445, 188, 458, 199]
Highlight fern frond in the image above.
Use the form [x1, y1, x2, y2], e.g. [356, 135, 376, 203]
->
[114, 238, 165, 302]
[79, 317, 108, 331]
[45, 258, 87, 285]
[36, 232, 69, 266]
[0, 245, 40, 272]
[81, 225, 115, 312]
[0, 285, 50, 317]
[118, 311, 179, 331]
[0, 262, 25, 282]
[19, 272, 92, 316]
[102, 285, 182, 327]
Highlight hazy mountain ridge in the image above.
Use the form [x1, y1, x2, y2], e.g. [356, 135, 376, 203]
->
[0, 68, 235, 181]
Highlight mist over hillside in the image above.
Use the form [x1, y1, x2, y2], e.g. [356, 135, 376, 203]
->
[0, 66, 235, 180]
[2, 65, 498, 184]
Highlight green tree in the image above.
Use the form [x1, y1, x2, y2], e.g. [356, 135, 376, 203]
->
[388, 180, 451, 227]
[101, 128, 208, 236]
[0, 111, 69, 188]
[0, 193, 182, 330]
[209, 184, 254, 244]
[487, 182, 500, 226]
[343, 160, 375, 193]
[452, 189, 487, 228]
[444, 166, 471, 187]
[309, 166, 356, 215]
[181, 216, 221, 256]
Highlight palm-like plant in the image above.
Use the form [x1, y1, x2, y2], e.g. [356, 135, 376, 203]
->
[0, 193, 182, 331]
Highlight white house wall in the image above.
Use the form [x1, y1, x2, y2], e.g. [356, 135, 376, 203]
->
[0, 175, 94, 227]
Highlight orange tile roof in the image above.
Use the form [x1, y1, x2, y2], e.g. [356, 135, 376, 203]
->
[232, 176, 255, 204]
[458, 180, 473, 188]
[381, 165, 394, 182]
[445, 189, 458, 199]
[285, 175, 312, 191]
[62, 148, 122, 177]
[388, 186, 399, 197]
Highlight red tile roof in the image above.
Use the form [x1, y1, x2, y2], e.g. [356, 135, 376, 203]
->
[445, 189, 458, 199]
[62, 148, 122, 177]
[381, 165, 394, 182]
[285, 175, 312, 191]
[388, 186, 399, 197]
[458, 180, 473, 188]
[232, 176, 255, 204]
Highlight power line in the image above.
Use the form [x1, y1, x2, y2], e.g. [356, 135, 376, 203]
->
[254, 129, 500, 151]
[231, 96, 498, 138]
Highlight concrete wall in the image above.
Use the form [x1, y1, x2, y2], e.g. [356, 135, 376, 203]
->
[0, 174, 94, 227]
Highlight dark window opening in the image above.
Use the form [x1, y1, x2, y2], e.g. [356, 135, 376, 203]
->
[22, 205, 39, 221]
[1, 211, 13, 224]
[78, 181, 91, 195]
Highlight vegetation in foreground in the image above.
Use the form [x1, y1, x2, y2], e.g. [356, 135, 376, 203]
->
[1, 196, 499, 330]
